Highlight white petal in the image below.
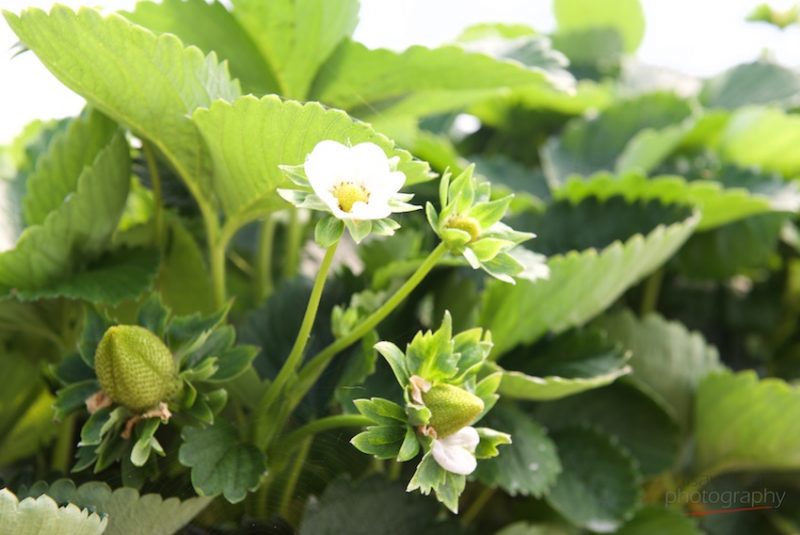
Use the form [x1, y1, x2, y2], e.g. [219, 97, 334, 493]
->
[431, 437, 478, 476]
[441, 426, 480, 451]
[305, 140, 350, 194]
[350, 201, 392, 221]
[349, 142, 392, 186]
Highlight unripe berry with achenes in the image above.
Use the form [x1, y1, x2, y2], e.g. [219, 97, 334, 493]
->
[94, 325, 179, 412]
[421, 383, 484, 438]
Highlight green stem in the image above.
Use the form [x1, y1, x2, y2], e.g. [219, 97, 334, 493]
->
[291, 243, 448, 409]
[254, 242, 340, 449]
[51, 414, 76, 474]
[253, 470, 278, 519]
[279, 414, 371, 456]
[461, 486, 496, 525]
[283, 208, 303, 279]
[278, 435, 313, 522]
[640, 268, 664, 315]
[256, 216, 277, 302]
[142, 141, 164, 249]
[210, 236, 228, 309]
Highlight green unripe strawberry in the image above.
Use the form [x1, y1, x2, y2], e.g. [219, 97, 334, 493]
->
[94, 325, 179, 413]
[421, 383, 484, 438]
[444, 215, 482, 242]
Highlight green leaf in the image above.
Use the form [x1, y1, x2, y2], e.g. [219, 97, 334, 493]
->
[123, 0, 278, 94]
[535, 382, 681, 476]
[179, 421, 266, 503]
[494, 522, 572, 535]
[718, 107, 800, 177]
[157, 217, 215, 315]
[554, 0, 645, 52]
[299, 475, 447, 535]
[232, 0, 359, 99]
[615, 506, 702, 535]
[481, 199, 698, 356]
[191, 95, 431, 223]
[555, 172, 785, 231]
[4, 6, 241, 212]
[310, 40, 563, 121]
[541, 92, 692, 185]
[596, 310, 722, 427]
[495, 328, 631, 401]
[14, 248, 159, 305]
[701, 59, 800, 110]
[22, 110, 118, 227]
[695, 370, 800, 475]
[546, 428, 642, 533]
[474, 403, 561, 497]
[0, 118, 130, 292]
[0, 488, 107, 535]
[207, 345, 259, 383]
[673, 213, 787, 280]
[22, 478, 212, 535]
[551, 27, 624, 78]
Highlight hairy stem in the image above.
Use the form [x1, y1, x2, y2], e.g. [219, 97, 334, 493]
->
[290, 243, 448, 410]
[640, 268, 664, 315]
[283, 208, 303, 279]
[255, 216, 277, 302]
[461, 486, 496, 525]
[254, 242, 340, 449]
[278, 435, 313, 523]
[142, 141, 164, 249]
[278, 414, 371, 456]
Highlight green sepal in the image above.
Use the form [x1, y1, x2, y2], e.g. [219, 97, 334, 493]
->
[353, 397, 406, 425]
[350, 425, 406, 459]
[315, 215, 344, 247]
[397, 427, 421, 462]
[474, 427, 512, 459]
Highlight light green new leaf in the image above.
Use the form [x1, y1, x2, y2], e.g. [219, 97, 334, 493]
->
[179, 421, 266, 503]
[555, 172, 784, 231]
[695, 370, 800, 476]
[232, 0, 359, 99]
[123, 0, 278, 94]
[718, 107, 800, 177]
[596, 310, 722, 427]
[4, 6, 241, 212]
[474, 403, 562, 497]
[0, 123, 130, 291]
[546, 428, 642, 533]
[554, 0, 646, 52]
[481, 212, 698, 356]
[23, 479, 211, 535]
[310, 40, 563, 121]
[192, 95, 431, 221]
[0, 489, 107, 535]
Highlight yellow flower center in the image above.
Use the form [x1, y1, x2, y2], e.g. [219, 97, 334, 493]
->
[332, 182, 370, 213]
[444, 215, 482, 242]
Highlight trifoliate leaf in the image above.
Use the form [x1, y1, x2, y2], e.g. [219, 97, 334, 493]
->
[179, 421, 266, 503]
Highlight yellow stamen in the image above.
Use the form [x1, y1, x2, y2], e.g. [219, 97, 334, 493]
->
[444, 215, 481, 242]
[332, 182, 370, 212]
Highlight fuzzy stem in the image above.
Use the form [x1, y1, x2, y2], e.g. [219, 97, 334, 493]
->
[255, 216, 277, 301]
[279, 414, 372, 456]
[290, 243, 448, 409]
[640, 268, 664, 315]
[461, 486, 496, 525]
[278, 435, 313, 523]
[283, 208, 303, 279]
[254, 242, 340, 449]
[142, 141, 165, 249]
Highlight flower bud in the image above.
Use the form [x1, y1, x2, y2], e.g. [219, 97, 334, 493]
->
[421, 383, 484, 438]
[94, 325, 179, 413]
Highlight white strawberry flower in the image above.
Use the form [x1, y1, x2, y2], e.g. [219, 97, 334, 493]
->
[430, 426, 480, 475]
[278, 140, 420, 244]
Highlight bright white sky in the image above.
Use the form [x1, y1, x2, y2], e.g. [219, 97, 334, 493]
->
[1, 0, 800, 143]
